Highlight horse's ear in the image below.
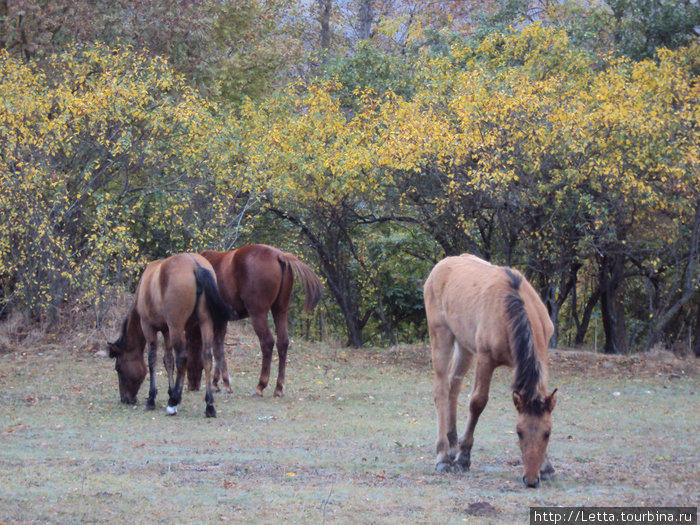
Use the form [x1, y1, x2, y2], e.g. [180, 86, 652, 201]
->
[107, 342, 120, 359]
[545, 388, 558, 412]
[512, 391, 525, 412]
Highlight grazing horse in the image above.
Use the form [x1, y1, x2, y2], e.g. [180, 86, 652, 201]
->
[423, 254, 557, 488]
[108, 253, 233, 417]
[186, 244, 323, 397]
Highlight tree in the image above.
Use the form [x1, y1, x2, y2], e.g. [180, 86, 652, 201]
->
[0, 0, 306, 107]
[375, 26, 699, 352]
[0, 45, 249, 323]
[239, 81, 419, 346]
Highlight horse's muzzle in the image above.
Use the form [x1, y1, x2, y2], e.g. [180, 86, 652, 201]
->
[523, 475, 540, 488]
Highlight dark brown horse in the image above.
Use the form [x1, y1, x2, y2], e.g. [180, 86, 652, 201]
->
[108, 253, 233, 417]
[424, 254, 557, 488]
[186, 244, 323, 397]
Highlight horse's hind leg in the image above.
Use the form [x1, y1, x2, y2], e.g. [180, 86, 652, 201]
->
[429, 321, 456, 472]
[162, 331, 175, 399]
[165, 332, 187, 415]
[455, 353, 495, 471]
[272, 307, 289, 397]
[251, 311, 275, 397]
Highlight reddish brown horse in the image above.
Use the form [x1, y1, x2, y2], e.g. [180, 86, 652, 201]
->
[186, 244, 323, 397]
[424, 254, 557, 488]
[108, 253, 233, 417]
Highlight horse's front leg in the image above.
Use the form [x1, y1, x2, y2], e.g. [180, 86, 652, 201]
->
[455, 354, 495, 471]
[212, 325, 232, 393]
[429, 325, 456, 472]
[185, 325, 203, 391]
[201, 324, 217, 417]
[446, 345, 473, 470]
[146, 340, 158, 410]
[540, 453, 555, 480]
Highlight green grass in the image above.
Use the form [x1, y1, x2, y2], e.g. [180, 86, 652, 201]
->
[0, 335, 697, 524]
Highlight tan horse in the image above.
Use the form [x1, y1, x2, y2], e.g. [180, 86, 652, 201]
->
[186, 244, 323, 397]
[424, 254, 557, 488]
[108, 253, 233, 417]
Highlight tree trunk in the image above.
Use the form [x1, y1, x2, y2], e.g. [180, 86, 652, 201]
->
[599, 255, 627, 354]
[574, 287, 601, 346]
[694, 301, 700, 358]
[357, 0, 373, 41]
[645, 200, 700, 351]
[317, 0, 332, 49]
[317, 258, 366, 347]
[541, 263, 579, 349]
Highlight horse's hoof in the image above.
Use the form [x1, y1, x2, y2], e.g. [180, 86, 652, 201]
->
[251, 390, 263, 397]
[454, 455, 471, 472]
[453, 461, 469, 473]
[165, 405, 178, 416]
[224, 385, 233, 394]
[540, 467, 555, 481]
[436, 461, 454, 473]
[273, 390, 284, 398]
[205, 406, 217, 418]
[145, 403, 156, 411]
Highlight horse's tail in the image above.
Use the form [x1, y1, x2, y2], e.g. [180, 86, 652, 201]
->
[280, 253, 323, 312]
[504, 268, 542, 405]
[194, 265, 235, 331]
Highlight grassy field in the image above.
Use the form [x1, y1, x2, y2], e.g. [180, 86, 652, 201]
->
[1, 320, 698, 524]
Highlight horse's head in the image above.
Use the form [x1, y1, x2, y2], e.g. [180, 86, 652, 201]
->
[108, 340, 146, 405]
[512, 388, 557, 488]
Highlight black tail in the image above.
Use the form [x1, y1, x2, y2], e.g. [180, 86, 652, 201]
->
[194, 266, 235, 331]
[504, 268, 542, 408]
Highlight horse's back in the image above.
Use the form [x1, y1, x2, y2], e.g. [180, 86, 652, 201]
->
[424, 255, 516, 355]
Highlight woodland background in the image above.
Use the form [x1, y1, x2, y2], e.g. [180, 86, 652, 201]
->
[0, 0, 698, 354]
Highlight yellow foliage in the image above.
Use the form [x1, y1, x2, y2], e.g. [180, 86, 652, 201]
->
[0, 45, 246, 319]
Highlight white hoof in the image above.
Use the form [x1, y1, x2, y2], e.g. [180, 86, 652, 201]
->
[165, 405, 178, 416]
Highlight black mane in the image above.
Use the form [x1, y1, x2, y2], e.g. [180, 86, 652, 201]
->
[504, 268, 543, 410]
[109, 313, 130, 357]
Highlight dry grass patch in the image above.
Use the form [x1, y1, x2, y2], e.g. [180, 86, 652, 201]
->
[0, 323, 697, 524]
